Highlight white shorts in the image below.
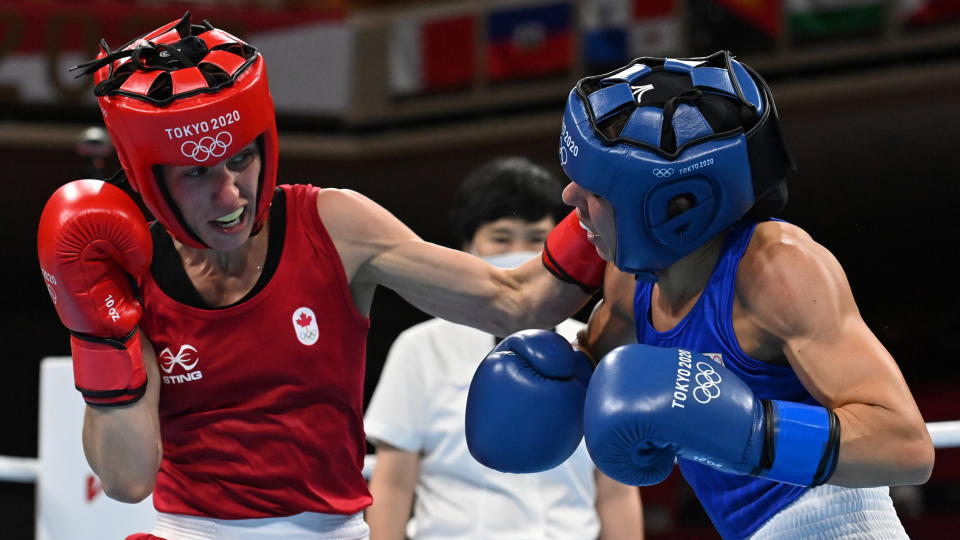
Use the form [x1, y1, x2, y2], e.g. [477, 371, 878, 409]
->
[749, 484, 908, 539]
[151, 510, 369, 540]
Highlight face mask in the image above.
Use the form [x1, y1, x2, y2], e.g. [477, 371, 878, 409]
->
[480, 250, 540, 269]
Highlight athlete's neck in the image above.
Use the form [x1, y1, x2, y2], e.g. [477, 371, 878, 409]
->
[172, 222, 269, 279]
[654, 231, 726, 314]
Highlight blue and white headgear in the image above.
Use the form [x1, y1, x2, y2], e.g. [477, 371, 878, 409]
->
[560, 50, 793, 280]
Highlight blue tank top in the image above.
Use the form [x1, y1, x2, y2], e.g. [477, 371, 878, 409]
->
[633, 220, 815, 539]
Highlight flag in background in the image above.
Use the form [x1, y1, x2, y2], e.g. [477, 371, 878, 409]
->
[687, 0, 780, 55]
[582, 0, 632, 68]
[581, 0, 678, 69]
[788, 0, 885, 41]
[899, 0, 960, 27]
[631, 0, 680, 58]
[712, 0, 782, 37]
[389, 13, 476, 96]
[486, 2, 573, 82]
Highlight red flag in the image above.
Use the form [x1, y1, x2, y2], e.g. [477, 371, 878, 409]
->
[390, 14, 475, 95]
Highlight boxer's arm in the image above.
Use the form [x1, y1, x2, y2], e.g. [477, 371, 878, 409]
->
[366, 443, 419, 540]
[595, 470, 643, 540]
[576, 265, 638, 365]
[317, 188, 592, 336]
[739, 222, 933, 487]
[81, 330, 162, 503]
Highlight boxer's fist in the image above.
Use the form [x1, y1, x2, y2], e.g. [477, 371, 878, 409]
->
[542, 210, 605, 292]
[584, 345, 839, 487]
[38, 180, 152, 406]
[466, 329, 593, 472]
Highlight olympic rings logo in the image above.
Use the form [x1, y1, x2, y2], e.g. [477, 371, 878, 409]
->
[180, 131, 233, 162]
[692, 361, 722, 404]
[652, 168, 674, 178]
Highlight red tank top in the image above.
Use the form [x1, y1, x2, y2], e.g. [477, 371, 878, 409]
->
[139, 184, 372, 518]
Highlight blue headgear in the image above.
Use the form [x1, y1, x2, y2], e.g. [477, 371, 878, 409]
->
[560, 50, 793, 280]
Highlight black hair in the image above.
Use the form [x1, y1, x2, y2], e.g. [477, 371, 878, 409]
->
[450, 156, 566, 247]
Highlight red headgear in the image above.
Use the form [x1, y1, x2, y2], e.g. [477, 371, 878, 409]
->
[79, 13, 279, 249]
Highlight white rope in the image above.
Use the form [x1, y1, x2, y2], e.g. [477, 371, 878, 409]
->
[927, 420, 960, 449]
[0, 455, 39, 483]
[1, 421, 958, 485]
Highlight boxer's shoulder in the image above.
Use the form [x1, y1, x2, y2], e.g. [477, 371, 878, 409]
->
[739, 221, 824, 288]
[313, 188, 388, 244]
[314, 187, 368, 219]
[736, 221, 846, 339]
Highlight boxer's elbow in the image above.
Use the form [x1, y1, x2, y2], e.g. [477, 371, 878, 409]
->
[874, 420, 935, 486]
[894, 434, 934, 485]
[832, 406, 934, 487]
[102, 474, 155, 503]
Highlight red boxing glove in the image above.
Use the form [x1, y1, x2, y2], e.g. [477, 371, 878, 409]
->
[542, 210, 605, 292]
[38, 180, 153, 406]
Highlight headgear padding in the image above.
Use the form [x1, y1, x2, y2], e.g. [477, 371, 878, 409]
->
[560, 51, 792, 280]
[77, 12, 279, 249]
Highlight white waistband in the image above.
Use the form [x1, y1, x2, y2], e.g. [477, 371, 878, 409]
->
[749, 484, 907, 539]
[152, 510, 369, 540]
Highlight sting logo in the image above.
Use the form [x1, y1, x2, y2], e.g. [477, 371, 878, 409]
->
[159, 344, 204, 385]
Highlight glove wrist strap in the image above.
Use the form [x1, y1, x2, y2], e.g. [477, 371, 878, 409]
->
[760, 400, 841, 486]
[70, 330, 147, 407]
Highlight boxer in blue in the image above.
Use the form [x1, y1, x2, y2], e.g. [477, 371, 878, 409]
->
[466, 51, 933, 539]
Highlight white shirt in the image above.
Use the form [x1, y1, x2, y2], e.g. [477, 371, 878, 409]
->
[365, 318, 599, 540]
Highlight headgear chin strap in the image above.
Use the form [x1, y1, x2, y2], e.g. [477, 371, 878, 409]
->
[73, 12, 279, 249]
[560, 50, 793, 280]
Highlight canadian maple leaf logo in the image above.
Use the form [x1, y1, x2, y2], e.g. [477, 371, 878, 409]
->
[296, 312, 313, 328]
[292, 307, 319, 345]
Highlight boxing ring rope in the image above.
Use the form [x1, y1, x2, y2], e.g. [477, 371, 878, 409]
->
[927, 420, 960, 448]
[0, 450, 380, 484]
[0, 455, 40, 484]
[1, 421, 959, 485]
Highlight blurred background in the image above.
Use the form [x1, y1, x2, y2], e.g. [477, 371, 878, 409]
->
[1, 0, 959, 538]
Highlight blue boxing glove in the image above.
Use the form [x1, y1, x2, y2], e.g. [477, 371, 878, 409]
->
[584, 345, 840, 487]
[466, 329, 593, 473]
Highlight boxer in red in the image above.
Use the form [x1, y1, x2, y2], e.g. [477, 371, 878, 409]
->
[37, 13, 604, 540]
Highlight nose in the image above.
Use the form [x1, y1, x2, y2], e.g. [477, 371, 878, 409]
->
[561, 181, 584, 207]
[210, 167, 242, 207]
